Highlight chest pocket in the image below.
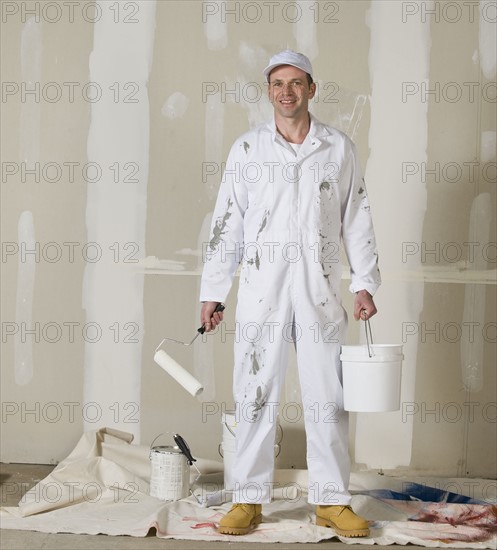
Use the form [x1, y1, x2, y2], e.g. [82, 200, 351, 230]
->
[243, 162, 275, 210]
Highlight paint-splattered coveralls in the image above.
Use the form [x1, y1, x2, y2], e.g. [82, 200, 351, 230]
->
[200, 115, 381, 504]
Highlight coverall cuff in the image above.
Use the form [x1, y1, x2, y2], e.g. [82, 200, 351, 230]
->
[199, 296, 226, 304]
[349, 283, 379, 296]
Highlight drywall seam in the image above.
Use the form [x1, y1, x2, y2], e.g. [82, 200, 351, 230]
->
[461, 193, 491, 394]
[237, 43, 272, 129]
[293, 0, 318, 61]
[20, 16, 42, 164]
[203, 0, 227, 51]
[459, 192, 491, 476]
[204, 92, 225, 200]
[356, 0, 432, 469]
[14, 17, 42, 386]
[479, 0, 497, 80]
[83, 0, 157, 440]
[457, 0, 496, 476]
[15, 211, 36, 385]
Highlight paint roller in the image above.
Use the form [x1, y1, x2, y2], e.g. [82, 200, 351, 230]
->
[154, 303, 225, 397]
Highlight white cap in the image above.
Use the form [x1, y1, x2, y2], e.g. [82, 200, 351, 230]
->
[263, 50, 313, 82]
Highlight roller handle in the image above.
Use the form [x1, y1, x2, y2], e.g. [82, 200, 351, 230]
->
[197, 303, 225, 335]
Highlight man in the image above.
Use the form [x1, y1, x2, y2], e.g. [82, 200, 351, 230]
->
[200, 50, 381, 538]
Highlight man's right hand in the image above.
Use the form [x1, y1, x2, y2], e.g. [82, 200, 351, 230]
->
[200, 301, 224, 332]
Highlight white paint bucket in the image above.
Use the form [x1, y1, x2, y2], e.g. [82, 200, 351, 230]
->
[149, 445, 190, 501]
[341, 344, 403, 412]
[219, 410, 282, 491]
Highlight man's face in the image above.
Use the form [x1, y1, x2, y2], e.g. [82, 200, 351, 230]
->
[268, 65, 316, 120]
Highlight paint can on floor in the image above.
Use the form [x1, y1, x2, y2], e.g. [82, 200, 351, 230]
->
[149, 444, 190, 501]
[219, 410, 283, 491]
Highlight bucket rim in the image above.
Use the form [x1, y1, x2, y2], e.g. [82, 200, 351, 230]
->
[150, 445, 183, 454]
[340, 356, 404, 362]
[341, 344, 403, 349]
[341, 344, 403, 359]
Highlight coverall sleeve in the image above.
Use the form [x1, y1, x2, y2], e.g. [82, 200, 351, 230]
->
[199, 142, 247, 303]
[340, 140, 381, 296]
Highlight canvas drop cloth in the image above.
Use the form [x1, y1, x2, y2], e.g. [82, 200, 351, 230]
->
[1, 428, 496, 547]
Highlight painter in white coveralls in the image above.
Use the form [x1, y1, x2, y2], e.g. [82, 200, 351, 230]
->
[200, 50, 381, 538]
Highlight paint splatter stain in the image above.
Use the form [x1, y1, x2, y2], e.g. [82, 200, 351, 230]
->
[191, 522, 218, 530]
[320, 181, 331, 192]
[242, 377, 268, 420]
[256, 210, 270, 241]
[243, 141, 250, 153]
[250, 352, 260, 375]
[358, 187, 364, 194]
[246, 249, 260, 270]
[250, 385, 266, 419]
[209, 198, 233, 250]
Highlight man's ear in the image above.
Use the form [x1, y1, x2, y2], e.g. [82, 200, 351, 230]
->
[309, 82, 316, 99]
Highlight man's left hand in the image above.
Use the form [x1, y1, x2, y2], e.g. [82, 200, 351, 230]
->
[354, 290, 377, 321]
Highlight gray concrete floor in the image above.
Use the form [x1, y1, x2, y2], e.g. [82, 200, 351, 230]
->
[0, 463, 428, 550]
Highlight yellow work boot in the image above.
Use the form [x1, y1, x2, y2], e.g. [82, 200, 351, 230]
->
[218, 503, 262, 535]
[316, 505, 369, 538]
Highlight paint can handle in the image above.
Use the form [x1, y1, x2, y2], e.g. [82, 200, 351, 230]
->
[149, 432, 174, 457]
[150, 431, 180, 449]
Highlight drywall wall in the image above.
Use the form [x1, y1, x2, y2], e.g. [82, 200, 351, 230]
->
[1, 1, 495, 481]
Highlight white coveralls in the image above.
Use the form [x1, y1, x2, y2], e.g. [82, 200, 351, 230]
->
[200, 115, 381, 505]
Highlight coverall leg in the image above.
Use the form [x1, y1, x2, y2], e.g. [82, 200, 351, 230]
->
[231, 256, 351, 505]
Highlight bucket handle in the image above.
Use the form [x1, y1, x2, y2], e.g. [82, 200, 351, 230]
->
[223, 420, 236, 438]
[149, 432, 172, 455]
[362, 312, 374, 358]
